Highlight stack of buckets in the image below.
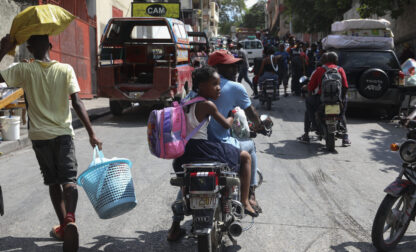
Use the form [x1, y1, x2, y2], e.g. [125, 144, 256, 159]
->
[0, 116, 20, 141]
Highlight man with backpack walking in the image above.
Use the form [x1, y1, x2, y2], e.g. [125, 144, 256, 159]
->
[297, 51, 351, 146]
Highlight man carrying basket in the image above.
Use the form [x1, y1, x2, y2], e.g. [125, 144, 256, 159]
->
[0, 5, 102, 252]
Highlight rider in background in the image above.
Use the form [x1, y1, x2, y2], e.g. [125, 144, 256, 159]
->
[297, 52, 351, 145]
[258, 46, 282, 100]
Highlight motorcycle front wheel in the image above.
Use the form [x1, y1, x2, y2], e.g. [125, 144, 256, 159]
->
[197, 204, 223, 252]
[372, 194, 413, 251]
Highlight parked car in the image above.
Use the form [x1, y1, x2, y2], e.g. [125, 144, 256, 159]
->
[97, 17, 193, 115]
[333, 49, 404, 116]
[239, 38, 264, 65]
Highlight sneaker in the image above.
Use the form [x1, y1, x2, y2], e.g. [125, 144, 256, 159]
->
[63, 222, 79, 252]
[297, 134, 310, 143]
[284, 93, 289, 97]
[253, 95, 259, 99]
[342, 138, 351, 146]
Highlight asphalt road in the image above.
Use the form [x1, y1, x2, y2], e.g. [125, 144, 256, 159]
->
[1, 83, 416, 251]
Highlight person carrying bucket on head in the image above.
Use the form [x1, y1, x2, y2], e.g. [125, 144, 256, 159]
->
[0, 5, 102, 252]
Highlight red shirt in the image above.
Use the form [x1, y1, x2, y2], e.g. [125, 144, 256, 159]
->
[308, 63, 348, 94]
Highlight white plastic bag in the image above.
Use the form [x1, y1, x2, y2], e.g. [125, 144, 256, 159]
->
[401, 58, 416, 76]
[231, 106, 250, 139]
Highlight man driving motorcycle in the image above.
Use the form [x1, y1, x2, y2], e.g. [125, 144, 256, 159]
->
[167, 50, 266, 241]
[297, 51, 351, 146]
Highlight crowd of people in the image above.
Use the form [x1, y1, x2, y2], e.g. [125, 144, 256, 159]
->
[230, 35, 352, 145]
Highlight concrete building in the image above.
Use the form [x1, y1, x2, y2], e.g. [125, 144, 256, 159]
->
[96, 0, 131, 45]
[0, 0, 35, 70]
[265, 0, 291, 39]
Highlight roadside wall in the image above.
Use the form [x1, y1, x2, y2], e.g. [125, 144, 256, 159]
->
[0, 0, 35, 70]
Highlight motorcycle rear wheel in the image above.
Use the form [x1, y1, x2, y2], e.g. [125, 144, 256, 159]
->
[266, 97, 272, 110]
[197, 204, 223, 252]
[372, 194, 413, 251]
[325, 133, 335, 151]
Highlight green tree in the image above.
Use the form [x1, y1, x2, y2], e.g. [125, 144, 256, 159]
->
[219, 0, 246, 34]
[284, 0, 353, 33]
[242, 0, 266, 30]
[357, 0, 415, 19]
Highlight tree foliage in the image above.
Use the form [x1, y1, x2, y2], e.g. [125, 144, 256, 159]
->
[284, 0, 353, 33]
[357, 0, 414, 19]
[219, 0, 246, 34]
[242, 0, 266, 30]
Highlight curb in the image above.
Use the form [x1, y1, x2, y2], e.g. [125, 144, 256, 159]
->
[0, 108, 110, 157]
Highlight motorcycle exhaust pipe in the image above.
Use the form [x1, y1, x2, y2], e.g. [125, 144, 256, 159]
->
[228, 220, 243, 237]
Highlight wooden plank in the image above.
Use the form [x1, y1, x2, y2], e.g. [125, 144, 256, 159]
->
[0, 88, 24, 110]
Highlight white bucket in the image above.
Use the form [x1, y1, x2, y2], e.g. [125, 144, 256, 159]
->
[0, 116, 20, 141]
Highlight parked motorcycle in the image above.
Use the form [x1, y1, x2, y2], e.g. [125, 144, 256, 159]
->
[170, 115, 272, 252]
[258, 79, 277, 110]
[299, 76, 343, 151]
[372, 111, 416, 251]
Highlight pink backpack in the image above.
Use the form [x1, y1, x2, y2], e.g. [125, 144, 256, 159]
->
[147, 97, 207, 159]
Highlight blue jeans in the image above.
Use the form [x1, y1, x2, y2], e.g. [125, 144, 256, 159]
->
[239, 139, 258, 187]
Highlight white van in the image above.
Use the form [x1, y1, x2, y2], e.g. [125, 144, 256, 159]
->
[240, 38, 264, 64]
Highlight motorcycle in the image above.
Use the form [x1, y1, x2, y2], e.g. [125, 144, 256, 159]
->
[372, 111, 416, 251]
[170, 115, 272, 252]
[258, 79, 277, 110]
[299, 76, 343, 151]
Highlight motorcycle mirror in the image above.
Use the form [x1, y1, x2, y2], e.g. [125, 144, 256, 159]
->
[299, 76, 308, 84]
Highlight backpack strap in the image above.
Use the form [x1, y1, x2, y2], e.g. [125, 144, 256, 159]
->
[182, 96, 206, 106]
[185, 118, 208, 141]
[270, 55, 278, 72]
[182, 96, 208, 141]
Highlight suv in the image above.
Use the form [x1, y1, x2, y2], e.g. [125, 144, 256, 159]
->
[97, 17, 193, 115]
[334, 49, 404, 115]
[239, 38, 263, 65]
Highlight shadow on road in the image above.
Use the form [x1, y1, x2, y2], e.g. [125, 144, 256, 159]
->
[330, 234, 416, 252]
[0, 236, 62, 251]
[260, 140, 339, 160]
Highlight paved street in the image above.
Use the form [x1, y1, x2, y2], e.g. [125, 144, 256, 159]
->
[1, 82, 416, 252]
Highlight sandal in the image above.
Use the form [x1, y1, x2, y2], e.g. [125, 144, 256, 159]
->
[50, 225, 64, 241]
[244, 208, 259, 217]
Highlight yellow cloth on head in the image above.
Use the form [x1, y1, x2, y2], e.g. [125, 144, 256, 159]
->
[9, 4, 75, 55]
[0, 61, 80, 140]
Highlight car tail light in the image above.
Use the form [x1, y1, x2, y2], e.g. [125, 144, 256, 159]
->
[399, 71, 405, 86]
[189, 172, 218, 192]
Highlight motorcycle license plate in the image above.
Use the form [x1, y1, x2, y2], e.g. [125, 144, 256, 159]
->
[190, 195, 216, 209]
[325, 105, 340, 115]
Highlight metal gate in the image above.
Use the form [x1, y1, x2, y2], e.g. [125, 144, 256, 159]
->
[38, 0, 96, 98]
